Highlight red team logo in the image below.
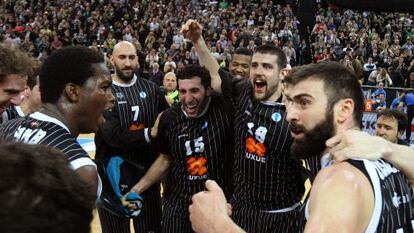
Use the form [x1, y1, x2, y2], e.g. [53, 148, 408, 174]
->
[187, 156, 208, 176]
[245, 123, 268, 163]
[245, 136, 266, 157]
[129, 123, 145, 131]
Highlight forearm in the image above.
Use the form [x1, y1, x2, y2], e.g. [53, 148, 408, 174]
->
[193, 36, 222, 93]
[384, 142, 414, 187]
[101, 124, 152, 148]
[131, 153, 171, 194]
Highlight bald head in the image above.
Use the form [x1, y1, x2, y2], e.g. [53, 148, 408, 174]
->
[111, 41, 139, 83]
[112, 41, 136, 56]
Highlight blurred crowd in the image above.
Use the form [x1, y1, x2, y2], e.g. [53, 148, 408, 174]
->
[0, 0, 305, 77]
[310, 3, 414, 89]
[2, 0, 414, 90]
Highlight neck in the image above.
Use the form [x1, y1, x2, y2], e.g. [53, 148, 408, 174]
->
[40, 103, 79, 137]
[20, 101, 32, 116]
[266, 85, 282, 102]
[113, 73, 135, 85]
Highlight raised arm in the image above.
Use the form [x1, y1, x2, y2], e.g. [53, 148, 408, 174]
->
[181, 19, 222, 93]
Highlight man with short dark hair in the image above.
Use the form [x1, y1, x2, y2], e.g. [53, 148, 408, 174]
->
[126, 64, 234, 233]
[0, 141, 95, 233]
[188, 62, 414, 233]
[183, 19, 304, 232]
[229, 48, 252, 80]
[0, 46, 115, 196]
[376, 109, 409, 145]
[284, 62, 413, 232]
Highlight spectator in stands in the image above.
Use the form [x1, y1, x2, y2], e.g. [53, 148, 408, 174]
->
[373, 93, 387, 111]
[398, 89, 414, 142]
[162, 72, 178, 106]
[372, 82, 387, 99]
[376, 68, 393, 87]
[363, 57, 377, 80]
[149, 63, 164, 87]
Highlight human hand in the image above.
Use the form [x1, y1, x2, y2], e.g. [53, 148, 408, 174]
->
[181, 19, 203, 44]
[326, 129, 392, 162]
[121, 191, 143, 217]
[189, 180, 231, 233]
[150, 111, 164, 138]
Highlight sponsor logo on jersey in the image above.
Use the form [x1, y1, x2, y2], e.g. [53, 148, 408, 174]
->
[244, 123, 268, 163]
[187, 156, 208, 179]
[271, 112, 282, 122]
[116, 92, 125, 99]
[129, 123, 145, 131]
[139, 91, 147, 99]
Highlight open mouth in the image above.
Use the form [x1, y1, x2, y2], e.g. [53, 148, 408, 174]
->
[290, 124, 306, 139]
[184, 104, 198, 115]
[254, 79, 267, 93]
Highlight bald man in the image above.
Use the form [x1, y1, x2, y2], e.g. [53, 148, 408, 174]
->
[95, 41, 168, 233]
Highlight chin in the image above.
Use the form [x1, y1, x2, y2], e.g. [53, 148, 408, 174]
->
[254, 93, 267, 101]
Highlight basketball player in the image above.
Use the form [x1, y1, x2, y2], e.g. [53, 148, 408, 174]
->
[0, 141, 95, 233]
[125, 64, 234, 233]
[188, 62, 414, 233]
[95, 41, 168, 233]
[228, 48, 252, 80]
[0, 46, 37, 120]
[2, 75, 42, 122]
[0, 46, 114, 196]
[183, 19, 304, 232]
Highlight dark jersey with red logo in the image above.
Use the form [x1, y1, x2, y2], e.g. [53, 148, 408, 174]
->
[158, 92, 234, 233]
[159, 92, 234, 202]
[219, 69, 304, 211]
[95, 75, 168, 233]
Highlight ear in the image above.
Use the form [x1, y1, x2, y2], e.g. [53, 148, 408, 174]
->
[206, 86, 212, 96]
[279, 68, 289, 82]
[110, 54, 115, 66]
[65, 83, 80, 103]
[398, 129, 404, 138]
[335, 98, 355, 124]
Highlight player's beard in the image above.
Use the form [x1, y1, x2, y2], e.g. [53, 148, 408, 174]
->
[290, 111, 335, 159]
[115, 65, 137, 82]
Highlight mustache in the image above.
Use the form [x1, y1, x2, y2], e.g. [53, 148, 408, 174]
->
[290, 122, 306, 134]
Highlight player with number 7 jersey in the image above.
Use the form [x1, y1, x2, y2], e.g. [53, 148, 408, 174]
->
[94, 41, 168, 233]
